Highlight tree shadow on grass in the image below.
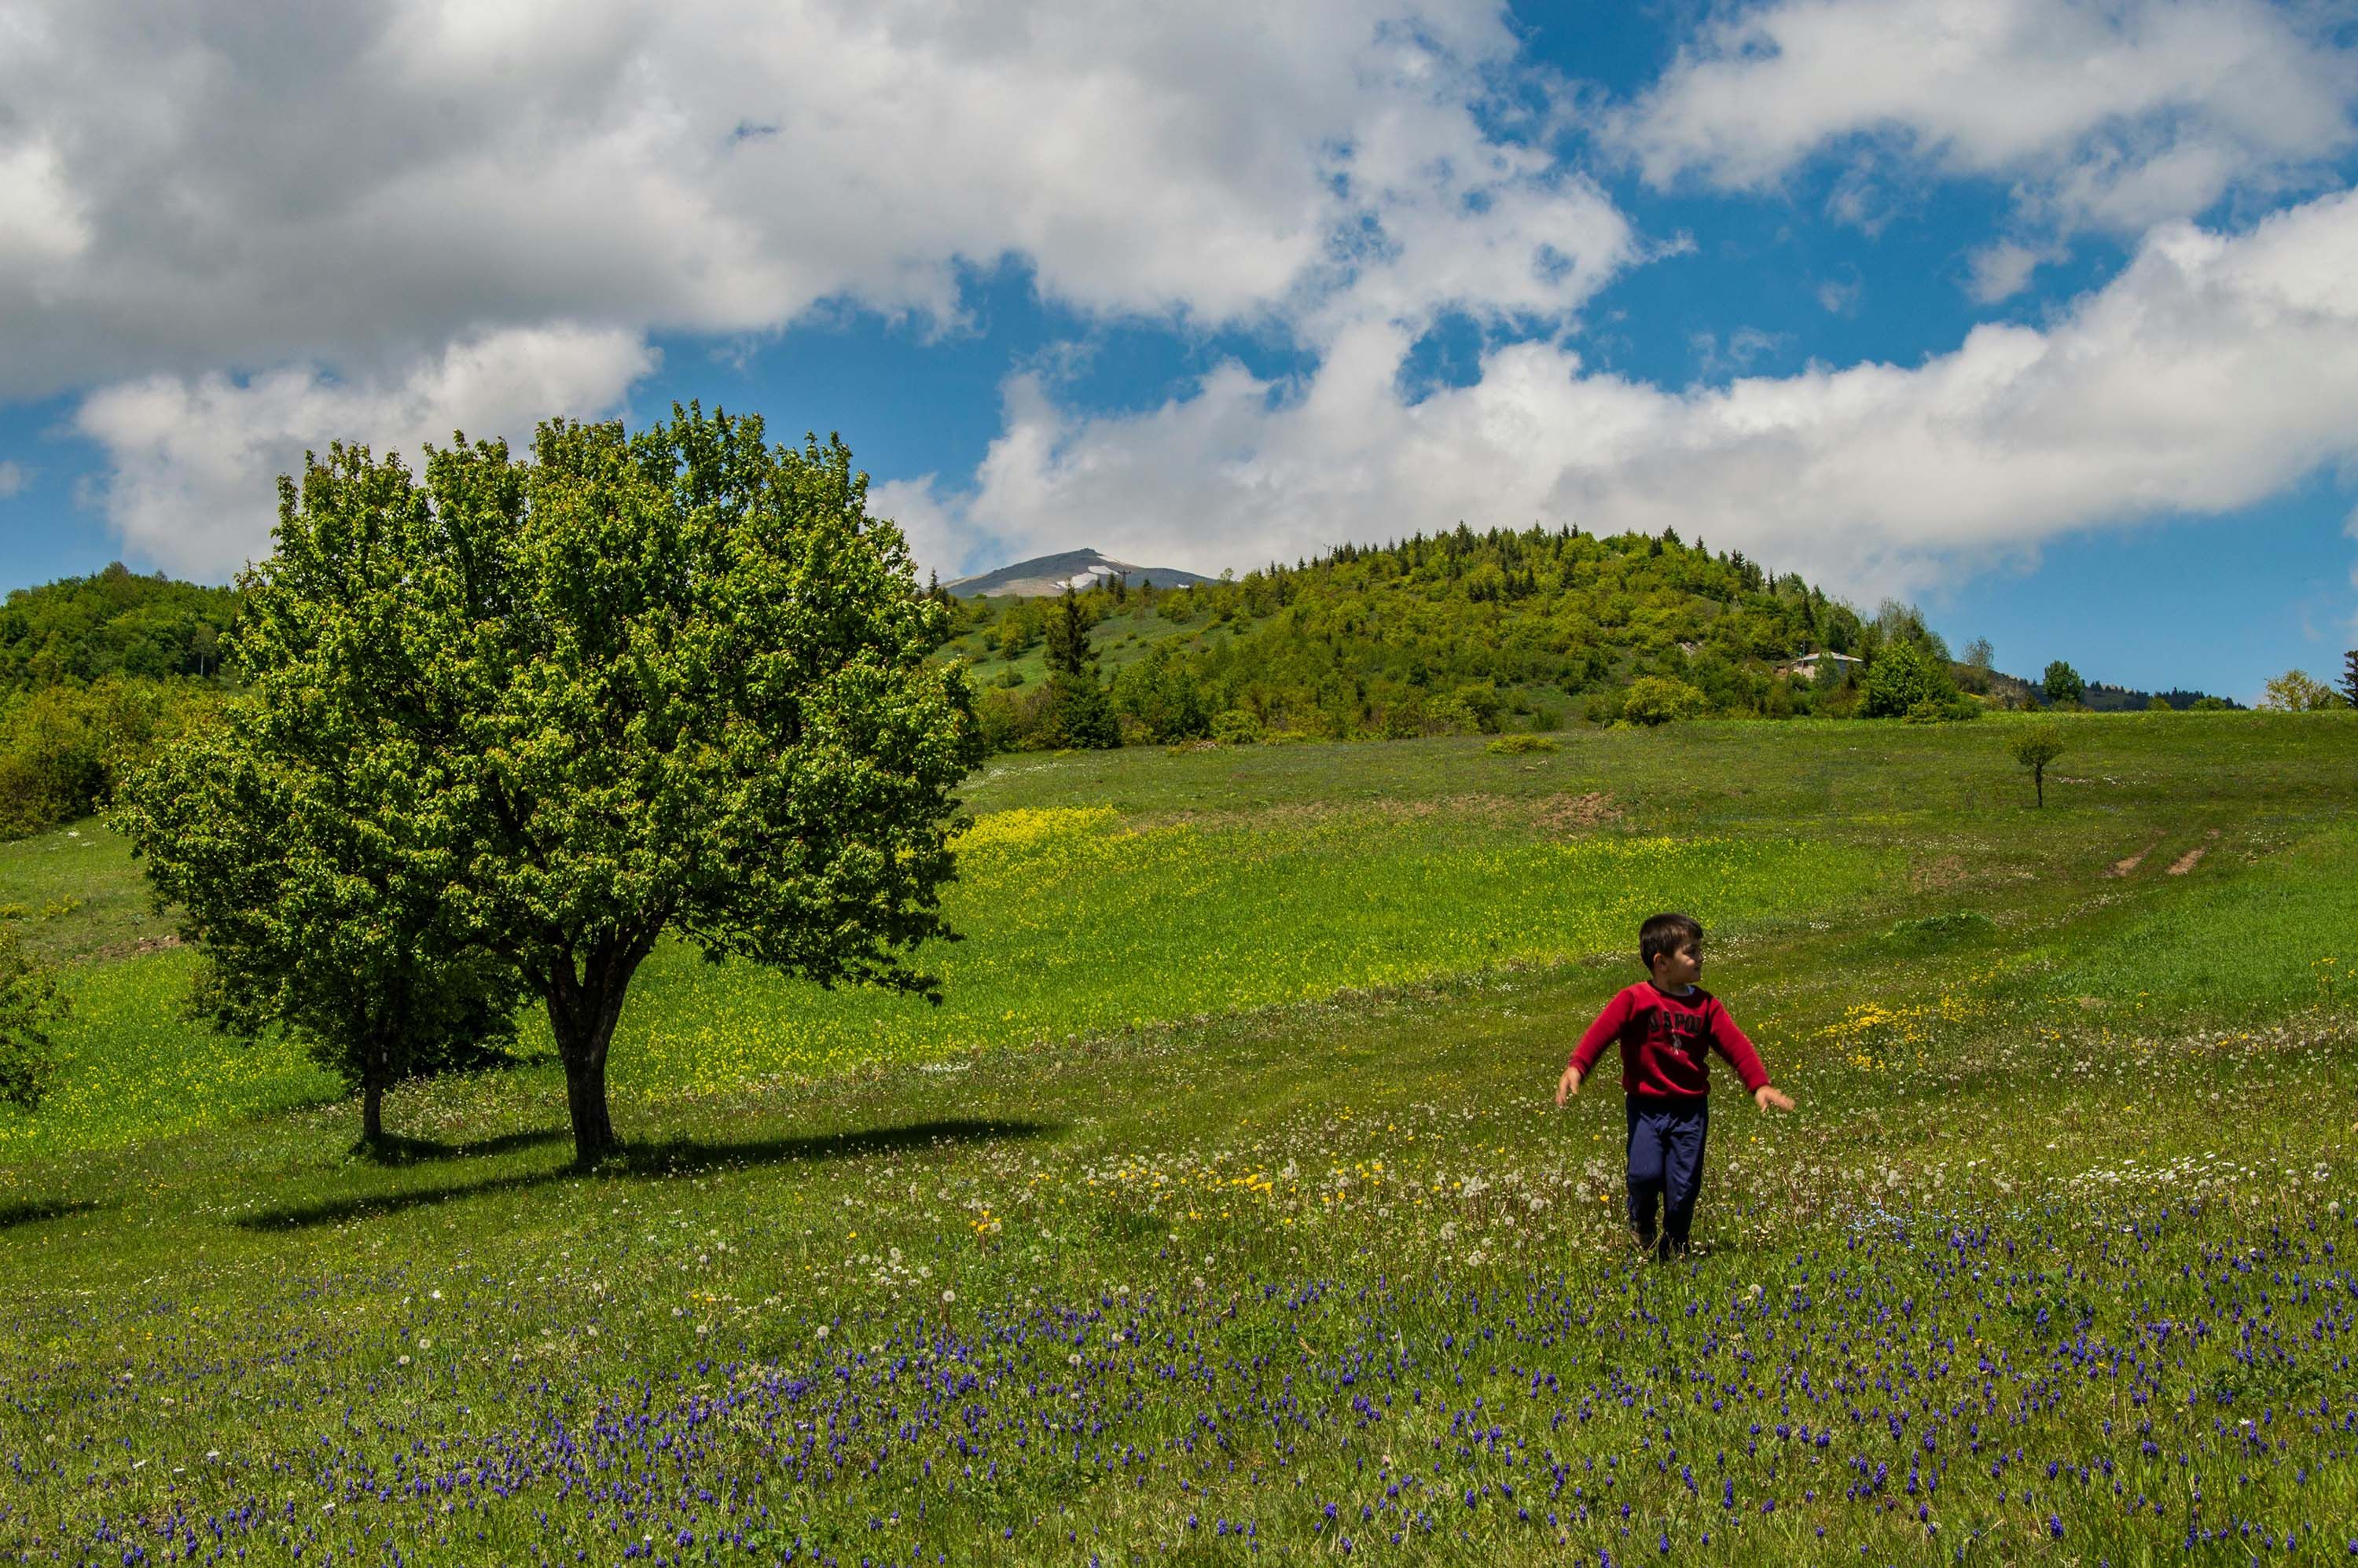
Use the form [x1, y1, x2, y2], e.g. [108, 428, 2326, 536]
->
[0, 1197, 104, 1231]
[233, 1117, 1056, 1232]
[352, 1129, 570, 1166]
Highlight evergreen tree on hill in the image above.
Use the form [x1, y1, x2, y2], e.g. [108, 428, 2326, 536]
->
[1039, 587, 1119, 749]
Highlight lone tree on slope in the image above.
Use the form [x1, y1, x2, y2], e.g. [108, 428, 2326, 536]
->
[116, 679, 524, 1148]
[228, 408, 979, 1165]
[2341, 648, 2357, 707]
[2012, 723, 2066, 808]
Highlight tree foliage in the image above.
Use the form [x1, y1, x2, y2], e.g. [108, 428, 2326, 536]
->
[1860, 643, 1964, 720]
[1617, 675, 1710, 725]
[0, 678, 222, 839]
[2260, 669, 2349, 711]
[2012, 723, 2066, 807]
[2042, 660, 2086, 707]
[222, 407, 978, 1164]
[115, 704, 525, 1146]
[1038, 589, 1118, 749]
[0, 923, 67, 1111]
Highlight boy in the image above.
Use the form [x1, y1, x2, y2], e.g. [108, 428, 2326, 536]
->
[1554, 912, 1794, 1260]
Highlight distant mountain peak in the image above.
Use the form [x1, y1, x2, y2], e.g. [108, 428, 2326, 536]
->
[939, 548, 1218, 598]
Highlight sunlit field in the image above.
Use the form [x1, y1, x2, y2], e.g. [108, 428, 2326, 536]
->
[2, 711, 2355, 1566]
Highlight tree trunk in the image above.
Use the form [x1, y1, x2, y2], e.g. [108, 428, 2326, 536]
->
[545, 932, 656, 1167]
[2034, 764, 2044, 807]
[361, 1026, 390, 1146]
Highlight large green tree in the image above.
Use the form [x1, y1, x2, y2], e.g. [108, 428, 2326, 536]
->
[116, 703, 524, 1147]
[238, 407, 978, 1163]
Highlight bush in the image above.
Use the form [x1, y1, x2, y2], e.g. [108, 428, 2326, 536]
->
[1860, 643, 1959, 718]
[0, 922, 67, 1111]
[1486, 733, 1559, 755]
[1210, 708, 1265, 745]
[1884, 911, 1996, 948]
[0, 678, 213, 838]
[1618, 675, 1710, 726]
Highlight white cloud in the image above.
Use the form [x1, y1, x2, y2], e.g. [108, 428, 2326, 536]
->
[908, 184, 2358, 603]
[0, 460, 27, 499]
[73, 327, 655, 578]
[2, 0, 1630, 400]
[1609, 0, 2356, 236]
[1963, 240, 2065, 303]
[23, 0, 1649, 575]
[0, 136, 90, 274]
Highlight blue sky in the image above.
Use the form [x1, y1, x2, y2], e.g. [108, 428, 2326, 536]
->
[4, 0, 2356, 701]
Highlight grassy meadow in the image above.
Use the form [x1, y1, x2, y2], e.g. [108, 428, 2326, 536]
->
[2, 710, 2356, 1566]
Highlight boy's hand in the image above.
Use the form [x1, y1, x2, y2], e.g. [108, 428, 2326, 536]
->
[1555, 1064, 1581, 1107]
[1754, 1084, 1794, 1113]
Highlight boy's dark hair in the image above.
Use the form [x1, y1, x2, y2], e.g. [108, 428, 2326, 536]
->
[1639, 912, 1703, 970]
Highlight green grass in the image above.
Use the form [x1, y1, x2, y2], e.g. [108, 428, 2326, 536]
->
[2, 711, 2355, 1565]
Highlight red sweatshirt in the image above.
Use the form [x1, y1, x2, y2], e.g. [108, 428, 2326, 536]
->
[1566, 982, 1772, 1100]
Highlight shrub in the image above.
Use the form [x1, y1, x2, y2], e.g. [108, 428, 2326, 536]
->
[0, 922, 67, 1111]
[1618, 676, 1710, 726]
[1885, 911, 1996, 948]
[1860, 643, 1959, 718]
[1486, 733, 1559, 755]
[1210, 708, 1265, 745]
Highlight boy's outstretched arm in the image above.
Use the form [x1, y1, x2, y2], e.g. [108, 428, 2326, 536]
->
[1557, 990, 1632, 1108]
[1706, 998, 1795, 1113]
[1556, 1063, 1582, 1107]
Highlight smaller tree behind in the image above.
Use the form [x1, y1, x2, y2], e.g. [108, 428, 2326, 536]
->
[2344, 648, 2358, 707]
[2012, 723, 2065, 807]
[115, 453, 529, 1148]
[0, 923, 67, 1111]
[2042, 660, 2085, 707]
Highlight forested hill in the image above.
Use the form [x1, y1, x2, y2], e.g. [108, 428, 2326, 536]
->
[2, 563, 239, 690]
[0, 564, 238, 836]
[931, 524, 2225, 749]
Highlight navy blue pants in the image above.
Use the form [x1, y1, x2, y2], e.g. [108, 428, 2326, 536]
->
[1625, 1096, 1709, 1260]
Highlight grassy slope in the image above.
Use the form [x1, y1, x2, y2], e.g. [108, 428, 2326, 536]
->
[2, 711, 2355, 1565]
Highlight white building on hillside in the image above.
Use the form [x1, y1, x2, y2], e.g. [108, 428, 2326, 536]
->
[1781, 651, 1863, 680]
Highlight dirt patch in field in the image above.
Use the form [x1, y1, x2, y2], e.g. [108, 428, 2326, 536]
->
[2165, 828, 2220, 876]
[1909, 854, 1968, 892]
[1533, 791, 1621, 833]
[2107, 839, 2162, 877]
